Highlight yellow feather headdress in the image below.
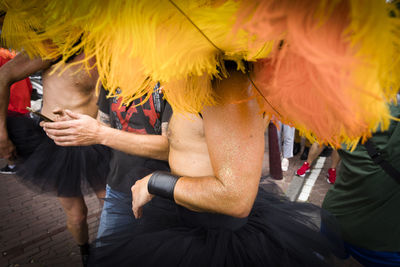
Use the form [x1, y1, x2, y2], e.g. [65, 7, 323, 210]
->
[1, 0, 399, 147]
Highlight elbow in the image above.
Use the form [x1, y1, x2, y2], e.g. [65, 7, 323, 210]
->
[0, 74, 12, 88]
[224, 191, 254, 218]
[157, 139, 170, 161]
[160, 149, 169, 161]
[221, 181, 258, 218]
[152, 145, 169, 161]
[230, 201, 253, 218]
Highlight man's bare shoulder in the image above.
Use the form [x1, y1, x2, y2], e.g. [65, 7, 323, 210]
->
[213, 70, 252, 105]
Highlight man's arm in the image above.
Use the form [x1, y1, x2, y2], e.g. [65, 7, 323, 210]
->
[42, 109, 169, 161]
[0, 53, 51, 158]
[131, 71, 266, 218]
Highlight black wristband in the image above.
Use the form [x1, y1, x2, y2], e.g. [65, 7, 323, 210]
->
[148, 171, 180, 201]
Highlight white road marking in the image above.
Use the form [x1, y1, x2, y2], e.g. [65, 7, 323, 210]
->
[297, 156, 326, 202]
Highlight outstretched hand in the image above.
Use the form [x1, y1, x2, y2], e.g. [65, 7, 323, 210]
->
[131, 174, 153, 219]
[41, 109, 102, 146]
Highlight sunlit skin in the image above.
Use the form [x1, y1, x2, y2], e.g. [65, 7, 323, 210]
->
[0, 52, 103, 246]
[131, 70, 268, 219]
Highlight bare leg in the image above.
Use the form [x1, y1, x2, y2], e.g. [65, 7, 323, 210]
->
[330, 150, 341, 169]
[306, 143, 325, 165]
[58, 196, 88, 245]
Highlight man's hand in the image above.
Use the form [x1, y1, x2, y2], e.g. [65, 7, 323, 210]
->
[131, 174, 153, 219]
[0, 135, 16, 160]
[41, 109, 102, 146]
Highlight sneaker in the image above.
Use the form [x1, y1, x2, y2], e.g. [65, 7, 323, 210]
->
[0, 165, 17, 174]
[296, 162, 311, 177]
[327, 168, 336, 184]
[281, 158, 289, 172]
[300, 147, 310, 160]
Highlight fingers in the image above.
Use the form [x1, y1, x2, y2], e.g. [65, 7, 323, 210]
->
[41, 120, 74, 130]
[45, 131, 81, 146]
[47, 134, 75, 142]
[131, 199, 150, 219]
[137, 207, 143, 218]
[132, 203, 143, 219]
[46, 133, 79, 146]
[52, 108, 64, 116]
[44, 127, 74, 137]
[52, 109, 66, 121]
[131, 184, 141, 219]
[52, 109, 78, 122]
[53, 140, 79, 147]
[64, 109, 81, 119]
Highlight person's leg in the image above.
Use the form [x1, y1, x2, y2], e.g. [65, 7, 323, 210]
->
[282, 125, 295, 159]
[304, 137, 312, 148]
[58, 196, 89, 245]
[300, 137, 313, 160]
[330, 149, 340, 169]
[58, 196, 90, 266]
[327, 149, 341, 184]
[281, 124, 294, 171]
[307, 143, 324, 165]
[297, 143, 324, 177]
[0, 159, 17, 174]
[97, 185, 135, 241]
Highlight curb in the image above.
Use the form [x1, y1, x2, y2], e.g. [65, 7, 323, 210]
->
[285, 156, 327, 202]
[285, 175, 306, 201]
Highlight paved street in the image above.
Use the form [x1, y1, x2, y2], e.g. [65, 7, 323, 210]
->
[0, 150, 361, 267]
[0, 160, 101, 267]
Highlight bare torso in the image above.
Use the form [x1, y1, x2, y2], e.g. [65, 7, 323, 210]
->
[168, 113, 214, 177]
[41, 53, 99, 120]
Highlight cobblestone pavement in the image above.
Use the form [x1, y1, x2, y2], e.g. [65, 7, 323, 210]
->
[1, 149, 363, 267]
[0, 160, 101, 267]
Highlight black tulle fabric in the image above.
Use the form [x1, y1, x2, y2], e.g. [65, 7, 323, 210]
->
[7, 115, 110, 197]
[90, 183, 345, 267]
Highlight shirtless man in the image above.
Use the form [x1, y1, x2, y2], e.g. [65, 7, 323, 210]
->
[88, 63, 341, 266]
[41, 83, 171, 243]
[0, 52, 106, 266]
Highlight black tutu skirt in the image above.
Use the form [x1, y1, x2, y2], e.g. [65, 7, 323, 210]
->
[7, 114, 110, 197]
[90, 183, 345, 267]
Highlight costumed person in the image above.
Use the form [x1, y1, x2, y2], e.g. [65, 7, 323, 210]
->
[2, 0, 399, 266]
[322, 94, 400, 267]
[41, 83, 172, 243]
[0, 47, 32, 174]
[0, 51, 109, 266]
[90, 62, 345, 266]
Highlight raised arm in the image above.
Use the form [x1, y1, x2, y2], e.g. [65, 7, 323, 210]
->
[0, 53, 51, 158]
